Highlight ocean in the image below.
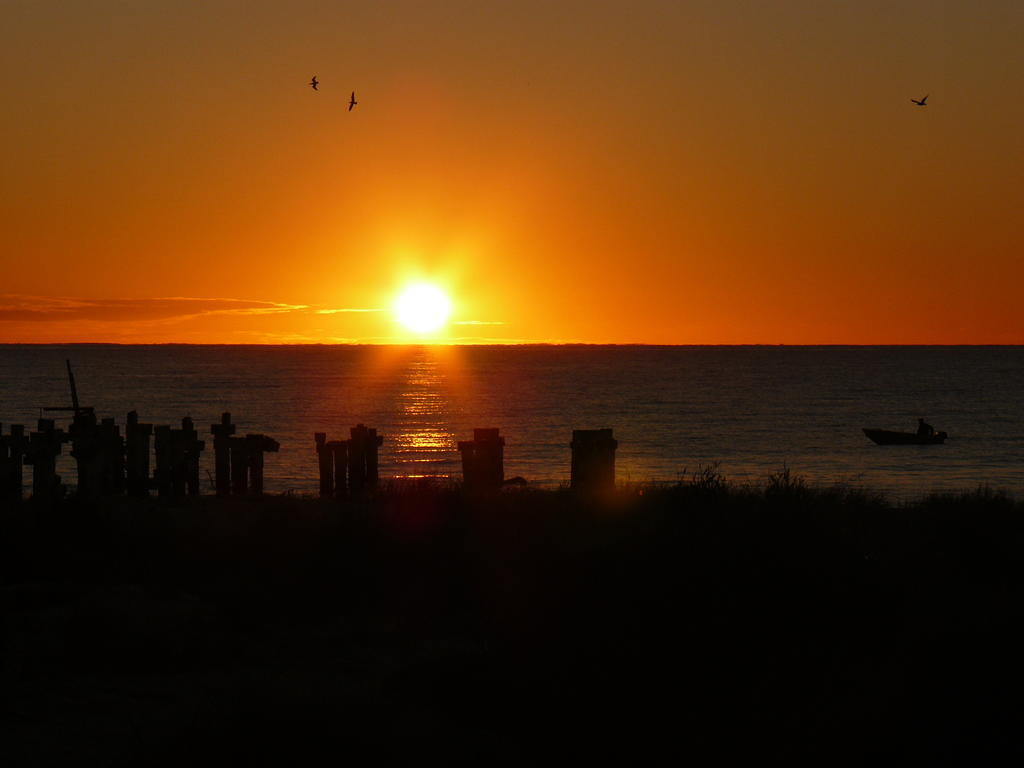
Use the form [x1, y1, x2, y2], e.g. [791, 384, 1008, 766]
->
[1, 345, 1022, 499]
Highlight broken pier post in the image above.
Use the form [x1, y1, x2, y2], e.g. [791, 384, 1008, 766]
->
[331, 439, 348, 498]
[458, 428, 505, 490]
[315, 433, 333, 497]
[348, 424, 383, 496]
[228, 436, 249, 495]
[25, 418, 68, 505]
[210, 412, 236, 496]
[99, 417, 126, 496]
[180, 417, 204, 496]
[153, 418, 206, 501]
[125, 411, 153, 498]
[208, 416, 278, 496]
[315, 433, 350, 499]
[245, 434, 280, 494]
[153, 426, 175, 499]
[570, 428, 618, 494]
[69, 409, 101, 501]
[1, 424, 29, 505]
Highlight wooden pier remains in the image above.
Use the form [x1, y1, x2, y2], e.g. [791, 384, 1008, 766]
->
[315, 433, 347, 498]
[348, 424, 383, 496]
[99, 417, 126, 495]
[211, 412, 236, 496]
[1, 423, 29, 504]
[24, 418, 69, 505]
[154, 418, 206, 500]
[68, 410, 102, 501]
[315, 425, 382, 498]
[67, 408, 128, 501]
[209, 414, 278, 496]
[245, 434, 280, 494]
[125, 411, 153, 498]
[458, 428, 505, 490]
[570, 428, 618, 494]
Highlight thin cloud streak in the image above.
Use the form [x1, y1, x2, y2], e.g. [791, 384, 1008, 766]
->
[0, 295, 377, 324]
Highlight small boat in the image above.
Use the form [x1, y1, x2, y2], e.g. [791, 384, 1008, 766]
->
[863, 428, 947, 445]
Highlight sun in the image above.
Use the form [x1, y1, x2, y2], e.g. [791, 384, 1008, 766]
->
[394, 283, 452, 334]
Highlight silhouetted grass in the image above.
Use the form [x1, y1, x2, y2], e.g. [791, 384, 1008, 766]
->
[3, 478, 1024, 765]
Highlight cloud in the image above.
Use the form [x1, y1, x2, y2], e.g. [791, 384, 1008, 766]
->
[0, 295, 376, 324]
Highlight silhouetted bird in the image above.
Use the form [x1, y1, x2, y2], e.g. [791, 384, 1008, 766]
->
[310, 76, 319, 91]
[348, 91, 357, 111]
[911, 94, 928, 106]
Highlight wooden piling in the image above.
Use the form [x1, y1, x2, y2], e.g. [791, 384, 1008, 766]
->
[245, 434, 280, 494]
[1, 423, 29, 504]
[330, 440, 348, 498]
[98, 417, 125, 495]
[458, 428, 505, 490]
[315, 433, 333, 497]
[211, 412, 235, 496]
[11, 425, 27, 498]
[153, 426, 173, 499]
[229, 436, 249, 495]
[348, 424, 383, 496]
[125, 411, 153, 498]
[69, 410, 101, 500]
[25, 419, 68, 505]
[180, 417, 204, 496]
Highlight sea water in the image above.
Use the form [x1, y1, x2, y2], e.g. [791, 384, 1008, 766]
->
[1, 345, 1022, 499]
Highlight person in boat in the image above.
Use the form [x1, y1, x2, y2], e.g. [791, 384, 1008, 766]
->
[917, 418, 935, 437]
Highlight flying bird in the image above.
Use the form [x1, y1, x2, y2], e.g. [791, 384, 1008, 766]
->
[911, 94, 928, 106]
[348, 91, 357, 111]
[310, 76, 319, 91]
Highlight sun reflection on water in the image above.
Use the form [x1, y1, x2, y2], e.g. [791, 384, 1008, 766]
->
[391, 350, 458, 478]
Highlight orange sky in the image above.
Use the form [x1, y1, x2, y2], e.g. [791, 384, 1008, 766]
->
[2, 0, 1022, 344]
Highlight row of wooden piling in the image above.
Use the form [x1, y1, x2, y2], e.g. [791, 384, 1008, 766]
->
[315, 424, 384, 499]
[4, 414, 621, 503]
[0, 412, 278, 504]
[313, 426, 619, 496]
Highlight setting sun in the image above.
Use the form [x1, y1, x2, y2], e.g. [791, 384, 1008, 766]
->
[394, 283, 452, 334]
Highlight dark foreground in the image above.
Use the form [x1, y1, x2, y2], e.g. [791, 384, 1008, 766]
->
[3, 478, 1024, 766]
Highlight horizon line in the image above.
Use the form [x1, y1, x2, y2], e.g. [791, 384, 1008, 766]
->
[2, 342, 1023, 348]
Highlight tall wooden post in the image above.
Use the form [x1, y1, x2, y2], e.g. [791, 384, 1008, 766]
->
[331, 440, 348, 498]
[570, 429, 618, 494]
[170, 431, 188, 500]
[125, 411, 153, 498]
[0, 423, 28, 504]
[245, 434, 280, 494]
[69, 410, 101, 500]
[458, 428, 505, 490]
[211, 412, 235, 496]
[180, 417, 204, 496]
[25, 419, 68, 505]
[348, 431, 366, 497]
[315, 433, 333, 497]
[229, 436, 249, 495]
[153, 426, 173, 499]
[348, 424, 383, 496]
[98, 417, 126, 495]
[11, 425, 27, 498]
[365, 427, 382, 485]
[249, 439, 265, 495]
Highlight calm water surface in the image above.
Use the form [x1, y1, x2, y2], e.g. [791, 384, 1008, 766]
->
[1, 345, 1022, 499]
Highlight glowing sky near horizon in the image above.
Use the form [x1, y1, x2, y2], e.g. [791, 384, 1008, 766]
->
[1, 0, 1022, 343]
